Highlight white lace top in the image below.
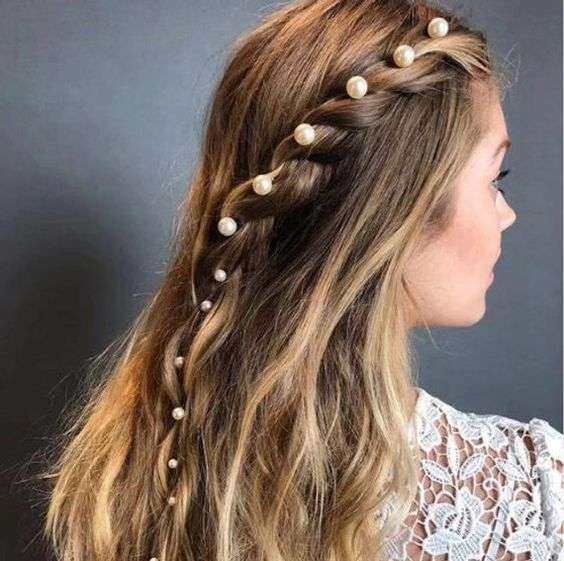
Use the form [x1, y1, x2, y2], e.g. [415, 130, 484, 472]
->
[379, 387, 564, 561]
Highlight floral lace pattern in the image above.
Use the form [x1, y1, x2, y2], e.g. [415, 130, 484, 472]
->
[380, 388, 564, 560]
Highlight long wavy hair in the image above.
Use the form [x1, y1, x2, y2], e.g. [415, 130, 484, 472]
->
[36, 0, 509, 559]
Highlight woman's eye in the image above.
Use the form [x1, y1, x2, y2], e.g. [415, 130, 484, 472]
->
[491, 168, 511, 199]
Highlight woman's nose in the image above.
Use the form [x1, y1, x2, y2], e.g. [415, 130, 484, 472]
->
[498, 194, 517, 231]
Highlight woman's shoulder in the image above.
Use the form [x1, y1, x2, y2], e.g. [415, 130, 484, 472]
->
[411, 386, 563, 454]
[406, 386, 564, 559]
[411, 386, 564, 476]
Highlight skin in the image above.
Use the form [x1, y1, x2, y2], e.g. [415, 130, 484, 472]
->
[404, 84, 517, 331]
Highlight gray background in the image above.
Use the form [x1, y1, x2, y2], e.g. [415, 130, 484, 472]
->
[1, 1, 561, 559]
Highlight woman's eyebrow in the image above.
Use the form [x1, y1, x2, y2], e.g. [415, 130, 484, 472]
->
[493, 137, 511, 159]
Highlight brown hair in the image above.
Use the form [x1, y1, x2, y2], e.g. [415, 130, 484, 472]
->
[36, 1, 509, 559]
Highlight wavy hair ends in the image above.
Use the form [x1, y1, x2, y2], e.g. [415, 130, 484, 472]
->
[35, 1, 508, 560]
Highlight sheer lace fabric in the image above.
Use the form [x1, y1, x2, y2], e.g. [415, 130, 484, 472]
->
[378, 388, 564, 561]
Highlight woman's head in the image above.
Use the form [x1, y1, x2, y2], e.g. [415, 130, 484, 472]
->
[39, 2, 513, 561]
[191, 0, 511, 337]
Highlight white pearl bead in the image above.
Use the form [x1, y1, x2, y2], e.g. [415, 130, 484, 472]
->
[167, 496, 176, 505]
[293, 123, 316, 145]
[200, 299, 212, 312]
[214, 268, 227, 282]
[172, 406, 185, 420]
[149, 557, 159, 561]
[252, 174, 273, 195]
[346, 75, 368, 99]
[173, 355, 184, 369]
[393, 44, 415, 67]
[427, 17, 449, 38]
[217, 216, 238, 236]
[168, 458, 178, 469]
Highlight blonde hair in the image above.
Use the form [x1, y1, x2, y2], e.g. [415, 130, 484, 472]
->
[35, 1, 509, 559]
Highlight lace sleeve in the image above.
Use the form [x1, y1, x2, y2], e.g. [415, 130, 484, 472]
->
[377, 391, 564, 561]
[526, 417, 564, 560]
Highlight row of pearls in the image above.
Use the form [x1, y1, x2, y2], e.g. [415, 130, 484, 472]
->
[148, 353, 187, 561]
[392, 16, 449, 67]
[151, 18, 449, 559]
[169, 353, 186, 511]
[205, 17, 449, 310]
[195, 266, 228, 312]
[200, 16, 450, 316]
[206, 117, 323, 313]
[196, 76, 364, 328]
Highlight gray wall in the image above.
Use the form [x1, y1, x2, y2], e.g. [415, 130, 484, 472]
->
[1, 1, 561, 559]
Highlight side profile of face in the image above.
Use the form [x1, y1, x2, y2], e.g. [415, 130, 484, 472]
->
[404, 85, 517, 328]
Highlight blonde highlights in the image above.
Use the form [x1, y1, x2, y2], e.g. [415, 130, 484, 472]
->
[35, 1, 509, 560]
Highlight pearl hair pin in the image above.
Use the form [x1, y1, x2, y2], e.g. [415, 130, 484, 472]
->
[346, 75, 368, 99]
[214, 268, 227, 282]
[393, 44, 416, 68]
[171, 406, 185, 420]
[199, 299, 213, 312]
[149, 16, 450, 560]
[293, 122, 316, 145]
[217, 216, 238, 237]
[427, 16, 449, 38]
[252, 162, 285, 196]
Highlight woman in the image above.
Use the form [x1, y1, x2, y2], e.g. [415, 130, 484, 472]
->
[39, 0, 563, 560]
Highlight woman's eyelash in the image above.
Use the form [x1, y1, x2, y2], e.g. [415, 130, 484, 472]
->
[492, 168, 511, 197]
